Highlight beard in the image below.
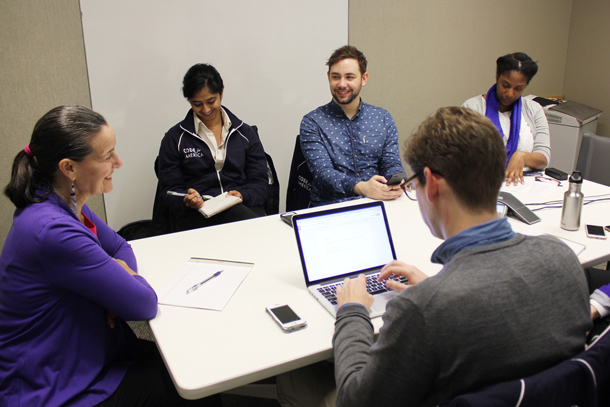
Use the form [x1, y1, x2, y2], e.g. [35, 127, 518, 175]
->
[332, 87, 361, 105]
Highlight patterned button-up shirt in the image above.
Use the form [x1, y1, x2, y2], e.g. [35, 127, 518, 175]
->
[300, 99, 405, 206]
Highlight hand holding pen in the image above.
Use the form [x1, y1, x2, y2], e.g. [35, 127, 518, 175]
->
[186, 270, 223, 294]
[167, 189, 204, 209]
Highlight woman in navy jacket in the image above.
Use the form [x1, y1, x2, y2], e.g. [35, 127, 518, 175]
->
[158, 63, 269, 231]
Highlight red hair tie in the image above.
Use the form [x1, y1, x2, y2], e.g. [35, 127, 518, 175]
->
[24, 144, 34, 157]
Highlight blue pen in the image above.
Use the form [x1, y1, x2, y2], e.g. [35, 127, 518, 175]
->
[186, 270, 223, 294]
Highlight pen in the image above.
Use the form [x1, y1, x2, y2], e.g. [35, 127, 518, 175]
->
[167, 191, 201, 199]
[186, 270, 223, 294]
[167, 191, 213, 200]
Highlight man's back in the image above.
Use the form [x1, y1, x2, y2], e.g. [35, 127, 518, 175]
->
[333, 234, 591, 407]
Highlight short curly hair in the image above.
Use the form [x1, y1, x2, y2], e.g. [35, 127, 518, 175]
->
[326, 45, 367, 75]
[404, 107, 506, 212]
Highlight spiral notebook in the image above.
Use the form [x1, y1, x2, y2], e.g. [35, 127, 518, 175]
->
[198, 192, 242, 218]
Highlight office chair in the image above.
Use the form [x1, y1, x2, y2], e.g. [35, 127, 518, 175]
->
[575, 132, 610, 270]
[118, 156, 173, 240]
[264, 152, 280, 215]
[576, 131, 610, 187]
[439, 326, 610, 407]
[286, 135, 312, 211]
[151, 156, 174, 235]
[250, 125, 279, 216]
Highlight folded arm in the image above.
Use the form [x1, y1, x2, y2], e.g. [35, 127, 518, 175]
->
[41, 212, 158, 321]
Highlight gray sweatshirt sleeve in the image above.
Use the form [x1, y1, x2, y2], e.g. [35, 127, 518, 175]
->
[332, 298, 436, 407]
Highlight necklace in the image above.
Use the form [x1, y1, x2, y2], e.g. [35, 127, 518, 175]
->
[205, 116, 223, 130]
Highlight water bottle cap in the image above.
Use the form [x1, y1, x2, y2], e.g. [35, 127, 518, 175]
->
[569, 171, 583, 184]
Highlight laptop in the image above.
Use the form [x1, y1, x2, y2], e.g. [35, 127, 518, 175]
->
[292, 201, 406, 318]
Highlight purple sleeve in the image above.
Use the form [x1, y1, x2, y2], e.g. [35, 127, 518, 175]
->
[599, 284, 610, 297]
[38, 209, 158, 321]
[83, 206, 137, 271]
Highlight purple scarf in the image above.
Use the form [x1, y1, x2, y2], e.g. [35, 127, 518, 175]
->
[485, 83, 521, 166]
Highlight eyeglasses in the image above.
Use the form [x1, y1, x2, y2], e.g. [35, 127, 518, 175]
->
[403, 171, 422, 201]
[404, 171, 422, 190]
[535, 176, 562, 187]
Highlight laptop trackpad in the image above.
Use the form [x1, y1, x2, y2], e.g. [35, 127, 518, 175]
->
[369, 290, 399, 318]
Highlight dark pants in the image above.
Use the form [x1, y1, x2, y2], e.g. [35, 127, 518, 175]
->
[96, 340, 222, 407]
[585, 267, 610, 342]
[174, 204, 265, 232]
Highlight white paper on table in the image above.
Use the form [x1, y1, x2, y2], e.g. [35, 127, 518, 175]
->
[500, 176, 556, 197]
[556, 237, 586, 256]
[518, 230, 586, 256]
[157, 258, 253, 311]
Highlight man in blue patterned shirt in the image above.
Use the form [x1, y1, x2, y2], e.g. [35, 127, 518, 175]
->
[300, 45, 406, 206]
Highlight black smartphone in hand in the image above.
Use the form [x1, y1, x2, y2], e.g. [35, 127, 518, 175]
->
[386, 172, 406, 185]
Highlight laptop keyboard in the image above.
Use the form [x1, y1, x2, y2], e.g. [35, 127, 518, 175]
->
[317, 273, 408, 305]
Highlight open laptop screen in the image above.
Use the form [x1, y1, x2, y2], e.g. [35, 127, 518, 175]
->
[293, 202, 396, 285]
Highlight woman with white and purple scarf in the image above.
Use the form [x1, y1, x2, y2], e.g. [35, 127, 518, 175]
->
[463, 52, 551, 186]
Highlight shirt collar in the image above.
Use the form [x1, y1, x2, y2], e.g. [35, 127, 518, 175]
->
[431, 217, 516, 265]
[328, 97, 364, 119]
[193, 107, 232, 137]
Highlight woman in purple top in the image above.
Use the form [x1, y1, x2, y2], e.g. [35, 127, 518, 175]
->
[0, 106, 222, 406]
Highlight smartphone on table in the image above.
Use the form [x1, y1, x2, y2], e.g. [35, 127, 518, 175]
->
[266, 304, 307, 333]
[586, 224, 607, 240]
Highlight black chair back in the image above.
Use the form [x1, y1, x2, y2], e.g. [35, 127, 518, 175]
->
[286, 135, 312, 211]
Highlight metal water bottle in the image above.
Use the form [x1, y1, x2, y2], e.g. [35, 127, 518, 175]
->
[560, 171, 584, 231]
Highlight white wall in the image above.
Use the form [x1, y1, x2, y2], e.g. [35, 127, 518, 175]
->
[80, 0, 348, 229]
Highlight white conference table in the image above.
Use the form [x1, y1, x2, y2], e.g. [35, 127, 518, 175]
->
[131, 179, 610, 399]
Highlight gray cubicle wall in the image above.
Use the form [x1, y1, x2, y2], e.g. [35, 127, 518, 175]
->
[0, 0, 106, 247]
[80, 0, 348, 230]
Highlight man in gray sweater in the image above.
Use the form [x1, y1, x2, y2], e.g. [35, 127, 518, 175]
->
[333, 107, 592, 407]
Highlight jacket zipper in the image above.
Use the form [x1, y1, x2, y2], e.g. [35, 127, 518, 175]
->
[180, 121, 243, 193]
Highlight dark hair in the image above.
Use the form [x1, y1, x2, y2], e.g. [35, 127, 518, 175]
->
[4, 105, 107, 208]
[404, 107, 506, 212]
[326, 45, 368, 75]
[182, 63, 224, 99]
[496, 52, 538, 84]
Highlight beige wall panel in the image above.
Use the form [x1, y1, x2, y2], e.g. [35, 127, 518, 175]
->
[564, 0, 610, 136]
[0, 0, 105, 247]
[349, 0, 573, 170]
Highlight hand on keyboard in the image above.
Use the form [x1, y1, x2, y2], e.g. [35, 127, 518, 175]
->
[336, 274, 374, 310]
[318, 273, 409, 306]
[379, 260, 427, 291]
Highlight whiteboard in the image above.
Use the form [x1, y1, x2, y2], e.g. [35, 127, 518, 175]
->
[80, 0, 348, 230]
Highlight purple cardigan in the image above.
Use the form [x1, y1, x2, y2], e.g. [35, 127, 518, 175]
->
[0, 193, 158, 406]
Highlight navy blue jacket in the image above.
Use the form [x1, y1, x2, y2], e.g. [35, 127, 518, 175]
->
[158, 107, 269, 214]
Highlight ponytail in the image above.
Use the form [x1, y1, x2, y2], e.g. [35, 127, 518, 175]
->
[3, 105, 107, 209]
[4, 150, 46, 208]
